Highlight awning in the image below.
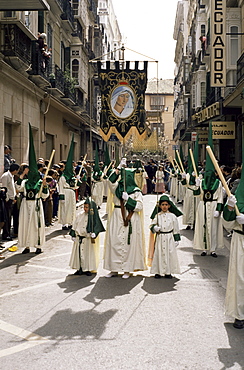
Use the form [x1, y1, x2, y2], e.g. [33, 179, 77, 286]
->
[0, 0, 50, 10]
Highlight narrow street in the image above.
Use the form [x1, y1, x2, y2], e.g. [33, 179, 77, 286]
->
[0, 194, 243, 370]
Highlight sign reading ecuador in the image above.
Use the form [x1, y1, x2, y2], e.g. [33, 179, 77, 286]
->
[211, 0, 226, 87]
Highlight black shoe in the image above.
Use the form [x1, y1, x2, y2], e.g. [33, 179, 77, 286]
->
[210, 252, 217, 258]
[154, 274, 161, 279]
[164, 274, 173, 279]
[62, 226, 69, 230]
[2, 236, 13, 241]
[22, 248, 30, 254]
[74, 268, 83, 275]
[85, 271, 92, 276]
[201, 251, 207, 256]
[233, 319, 244, 329]
[186, 225, 191, 230]
[68, 225, 72, 229]
[35, 248, 42, 254]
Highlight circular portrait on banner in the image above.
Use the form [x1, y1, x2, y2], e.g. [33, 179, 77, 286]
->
[110, 85, 136, 118]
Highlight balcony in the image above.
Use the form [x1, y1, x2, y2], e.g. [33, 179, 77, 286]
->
[206, 87, 222, 107]
[237, 52, 244, 85]
[47, 65, 65, 97]
[60, 0, 75, 32]
[28, 41, 50, 88]
[0, 0, 49, 10]
[0, 24, 33, 74]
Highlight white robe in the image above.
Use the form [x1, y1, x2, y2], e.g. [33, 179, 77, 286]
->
[150, 212, 180, 275]
[92, 179, 104, 207]
[103, 182, 147, 273]
[17, 179, 49, 250]
[193, 180, 223, 251]
[58, 175, 76, 226]
[182, 174, 197, 226]
[222, 215, 244, 320]
[69, 211, 100, 272]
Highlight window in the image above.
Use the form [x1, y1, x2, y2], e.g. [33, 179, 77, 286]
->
[200, 82, 206, 106]
[3, 11, 16, 17]
[192, 84, 196, 109]
[72, 50, 79, 56]
[72, 0, 79, 16]
[230, 26, 238, 66]
[201, 24, 206, 37]
[72, 59, 79, 83]
[47, 24, 52, 50]
[150, 95, 165, 110]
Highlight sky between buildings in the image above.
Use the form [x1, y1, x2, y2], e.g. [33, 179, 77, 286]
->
[112, 0, 178, 80]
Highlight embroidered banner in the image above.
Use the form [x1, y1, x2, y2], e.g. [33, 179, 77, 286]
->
[97, 61, 148, 142]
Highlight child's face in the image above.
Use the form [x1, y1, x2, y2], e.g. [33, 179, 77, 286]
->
[84, 204, 90, 213]
[159, 201, 170, 213]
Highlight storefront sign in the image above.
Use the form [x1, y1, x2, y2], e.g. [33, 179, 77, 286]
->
[212, 121, 235, 139]
[211, 0, 226, 87]
[197, 121, 235, 143]
[195, 102, 220, 124]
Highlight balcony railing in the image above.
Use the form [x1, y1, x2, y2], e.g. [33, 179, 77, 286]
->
[0, 24, 32, 65]
[60, 0, 75, 28]
[29, 41, 49, 80]
[206, 87, 222, 107]
[237, 52, 244, 85]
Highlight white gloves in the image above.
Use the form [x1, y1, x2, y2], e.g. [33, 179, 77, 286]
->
[72, 237, 76, 242]
[181, 172, 187, 179]
[153, 225, 161, 233]
[214, 210, 220, 218]
[236, 214, 244, 225]
[192, 171, 196, 177]
[90, 233, 96, 238]
[122, 192, 129, 201]
[227, 195, 237, 208]
[76, 175, 81, 181]
[175, 241, 179, 247]
[195, 177, 201, 187]
[60, 199, 65, 204]
[118, 158, 127, 169]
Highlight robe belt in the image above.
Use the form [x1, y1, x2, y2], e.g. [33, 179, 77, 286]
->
[203, 198, 217, 203]
[233, 229, 244, 236]
[159, 230, 173, 234]
[114, 205, 121, 208]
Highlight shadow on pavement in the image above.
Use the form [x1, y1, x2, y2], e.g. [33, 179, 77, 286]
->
[218, 323, 244, 369]
[57, 274, 96, 293]
[45, 229, 70, 242]
[141, 276, 179, 295]
[35, 307, 118, 343]
[0, 252, 36, 273]
[83, 275, 143, 306]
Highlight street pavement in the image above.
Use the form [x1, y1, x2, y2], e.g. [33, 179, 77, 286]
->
[0, 194, 243, 370]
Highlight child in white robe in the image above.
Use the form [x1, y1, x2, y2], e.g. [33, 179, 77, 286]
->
[149, 194, 182, 279]
[69, 197, 105, 276]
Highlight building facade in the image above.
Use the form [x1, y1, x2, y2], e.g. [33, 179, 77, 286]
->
[0, 0, 122, 171]
[173, 0, 244, 166]
[132, 78, 174, 160]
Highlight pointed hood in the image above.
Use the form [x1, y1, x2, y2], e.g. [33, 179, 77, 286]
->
[203, 123, 218, 190]
[193, 134, 199, 171]
[187, 145, 195, 185]
[104, 143, 111, 167]
[26, 123, 41, 190]
[63, 134, 75, 183]
[93, 143, 103, 180]
[115, 168, 141, 199]
[235, 147, 244, 213]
